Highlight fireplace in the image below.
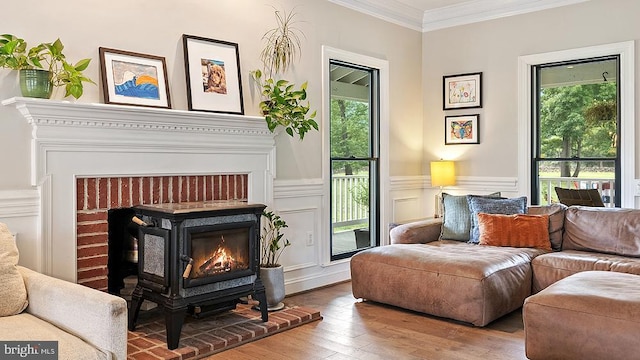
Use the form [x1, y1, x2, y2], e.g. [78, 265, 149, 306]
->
[5, 98, 276, 286]
[128, 200, 268, 350]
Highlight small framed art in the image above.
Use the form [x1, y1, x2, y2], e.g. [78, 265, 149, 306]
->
[443, 72, 482, 110]
[182, 34, 244, 115]
[445, 114, 479, 145]
[99, 47, 171, 108]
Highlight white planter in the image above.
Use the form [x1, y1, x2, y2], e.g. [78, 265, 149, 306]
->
[260, 265, 285, 311]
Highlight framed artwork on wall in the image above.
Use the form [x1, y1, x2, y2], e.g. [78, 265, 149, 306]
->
[99, 48, 171, 108]
[443, 72, 482, 110]
[182, 34, 244, 115]
[445, 114, 480, 145]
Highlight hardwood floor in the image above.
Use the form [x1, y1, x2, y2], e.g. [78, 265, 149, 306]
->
[204, 281, 528, 359]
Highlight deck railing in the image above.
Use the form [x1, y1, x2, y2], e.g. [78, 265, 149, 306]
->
[332, 175, 368, 227]
[538, 177, 615, 206]
[332, 176, 616, 228]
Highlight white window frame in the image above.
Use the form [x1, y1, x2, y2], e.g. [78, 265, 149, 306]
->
[518, 41, 635, 208]
[321, 46, 390, 266]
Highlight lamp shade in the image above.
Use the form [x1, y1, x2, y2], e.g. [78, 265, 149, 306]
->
[430, 160, 456, 187]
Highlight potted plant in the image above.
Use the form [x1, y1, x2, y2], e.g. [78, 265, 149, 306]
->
[260, 210, 290, 311]
[252, 8, 318, 140]
[350, 182, 371, 249]
[0, 34, 94, 99]
[252, 69, 318, 139]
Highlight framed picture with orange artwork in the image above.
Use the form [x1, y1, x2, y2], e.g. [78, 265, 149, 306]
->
[182, 34, 244, 115]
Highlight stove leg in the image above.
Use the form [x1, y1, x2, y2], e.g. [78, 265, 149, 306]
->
[128, 285, 143, 331]
[255, 290, 268, 322]
[165, 307, 187, 350]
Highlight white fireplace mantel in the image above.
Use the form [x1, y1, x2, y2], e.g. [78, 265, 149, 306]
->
[3, 97, 276, 281]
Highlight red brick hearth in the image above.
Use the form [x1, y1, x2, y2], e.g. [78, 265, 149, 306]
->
[76, 174, 248, 290]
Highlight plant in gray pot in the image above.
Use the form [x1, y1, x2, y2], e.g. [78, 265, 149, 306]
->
[260, 210, 290, 311]
[0, 34, 94, 99]
[351, 182, 371, 249]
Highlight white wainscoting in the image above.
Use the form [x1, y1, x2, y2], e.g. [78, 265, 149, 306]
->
[0, 189, 41, 272]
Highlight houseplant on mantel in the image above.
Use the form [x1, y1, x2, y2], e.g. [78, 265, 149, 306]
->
[0, 34, 94, 99]
[251, 8, 318, 140]
[260, 210, 291, 311]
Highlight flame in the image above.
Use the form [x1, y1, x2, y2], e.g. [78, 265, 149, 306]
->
[196, 235, 239, 276]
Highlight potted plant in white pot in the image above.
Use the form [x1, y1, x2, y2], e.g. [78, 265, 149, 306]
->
[260, 210, 290, 311]
[251, 8, 318, 140]
[0, 34, 94, 99]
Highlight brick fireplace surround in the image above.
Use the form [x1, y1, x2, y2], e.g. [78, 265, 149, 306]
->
[4, 97, 275, 285]
[76, 174, 248, 290]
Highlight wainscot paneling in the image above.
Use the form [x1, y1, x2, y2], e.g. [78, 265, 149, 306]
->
[0, 189, 41, 272]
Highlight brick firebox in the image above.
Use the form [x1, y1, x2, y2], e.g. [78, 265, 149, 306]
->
[76, 174, 248, 291]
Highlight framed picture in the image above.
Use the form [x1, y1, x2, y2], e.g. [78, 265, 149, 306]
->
[445, 114, 480, 145]
[99, 47, 171, 108]
[443, 72, 482, 110]
[182, 35, 244, 115]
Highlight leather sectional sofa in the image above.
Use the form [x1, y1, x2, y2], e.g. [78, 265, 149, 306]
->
[350, 203, 640, 326]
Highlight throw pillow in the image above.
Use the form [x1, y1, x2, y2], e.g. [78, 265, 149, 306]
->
[467, 195, 527, 244]
[439, 192, 501, 241]
[477, 213, 551, 250]
[528, 203, 567, 251]
[0, 222, 28, 316]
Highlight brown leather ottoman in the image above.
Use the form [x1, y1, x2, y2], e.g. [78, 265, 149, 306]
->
[523, 271, 640, 360]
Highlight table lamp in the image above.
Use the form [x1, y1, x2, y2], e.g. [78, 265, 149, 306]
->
[431, 160, 456, 218]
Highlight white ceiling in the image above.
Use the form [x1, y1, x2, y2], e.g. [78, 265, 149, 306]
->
[328, 0, 591, 32]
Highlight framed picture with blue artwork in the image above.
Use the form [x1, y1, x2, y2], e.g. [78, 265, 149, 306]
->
[182, 35, 244, 115]
[445, 114, 479, 145]
[99, 48, 171, 109]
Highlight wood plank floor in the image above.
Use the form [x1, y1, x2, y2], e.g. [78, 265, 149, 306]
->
[204, 281, 528, 359]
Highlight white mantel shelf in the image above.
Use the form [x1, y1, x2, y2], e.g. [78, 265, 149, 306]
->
[2, 97, 272, 142]
[2, 97, 277, 281]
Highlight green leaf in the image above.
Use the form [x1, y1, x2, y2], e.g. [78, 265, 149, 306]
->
[74, 58, 91, 71]
[67, 83, 83, 99]
[286, 127, 294, 137]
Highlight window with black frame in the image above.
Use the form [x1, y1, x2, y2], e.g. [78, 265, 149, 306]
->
[532, 56, 620, 207]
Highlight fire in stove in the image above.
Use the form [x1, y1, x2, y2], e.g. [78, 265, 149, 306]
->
[189, 227, 250, 280]
[196, 236, 244, 276]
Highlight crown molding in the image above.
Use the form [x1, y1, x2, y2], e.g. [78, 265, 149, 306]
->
[327, 0, 424, 31]
[328, 0, 590, 32]
[422, 0, 590, 32]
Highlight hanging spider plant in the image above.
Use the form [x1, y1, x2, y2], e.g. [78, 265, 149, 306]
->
[259, 8, 303, 77]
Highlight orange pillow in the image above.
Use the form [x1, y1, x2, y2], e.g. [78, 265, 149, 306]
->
[477, 213, 551, 250]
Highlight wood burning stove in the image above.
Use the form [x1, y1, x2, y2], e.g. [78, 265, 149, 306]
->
[127, 201, 268, 350]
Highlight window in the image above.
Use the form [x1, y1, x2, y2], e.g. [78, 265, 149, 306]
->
[518, 42, 635, 208]
[532, 56, 620, 206]
[329, 60, 379, 260]
[322, 46, 390, 264]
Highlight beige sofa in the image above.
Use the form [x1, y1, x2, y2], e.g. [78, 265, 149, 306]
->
[351, 204, 640, 327]
[0, 266, 128, 360]
[0, 222, 127, 360]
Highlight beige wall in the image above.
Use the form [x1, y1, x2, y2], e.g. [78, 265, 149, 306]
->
[0, 0, 424, 189]
[423, 0, 639, 179]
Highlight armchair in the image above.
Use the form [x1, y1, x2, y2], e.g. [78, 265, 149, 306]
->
[0, 223, 127, 360]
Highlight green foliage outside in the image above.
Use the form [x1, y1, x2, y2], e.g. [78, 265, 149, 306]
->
[330, 98, 370, 175]
[539, 81, 617, 177]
